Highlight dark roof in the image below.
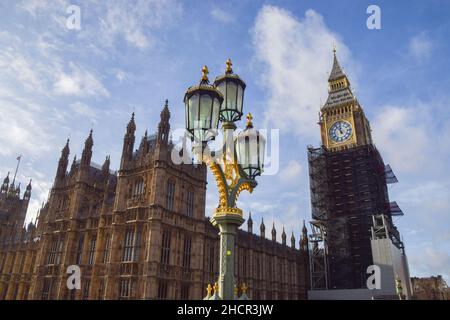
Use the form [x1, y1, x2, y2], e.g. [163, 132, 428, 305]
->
[323, 87, 356, 109]
[389, 201, 404, 216]
[385, 164, 398, 184]
[328, 52, 346, 81]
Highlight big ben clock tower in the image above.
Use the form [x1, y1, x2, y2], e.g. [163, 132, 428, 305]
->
[320, 48, 373, 151]
[307, 49, 412, 298]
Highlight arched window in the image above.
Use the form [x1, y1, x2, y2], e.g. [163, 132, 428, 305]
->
[132, 177, 144, 197]
[122, 225, 142, 262]
[186, 188, 194, 217]
[166, 179, 175, 211]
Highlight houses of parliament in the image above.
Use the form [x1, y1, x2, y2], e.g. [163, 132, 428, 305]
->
[0, 51, 413, 300]
[0, 100, 309, 300]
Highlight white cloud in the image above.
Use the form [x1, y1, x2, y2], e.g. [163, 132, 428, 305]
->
[0, 95, 54, 157]
[70, 102, 98, 120]
[396, 181, 450, 209]
[409, 32, 434, 62]
[17, 0, 70, 29]
[99, 0, 182, 49]
[251, 6, 354, 140]
[372, 105, 430, 173]
[0, 49, 46, 93]
[116, 69, 128, 82]
[279, 160, 302, 184]
[18, 0, 67, 16]
[210, 7, 234, 23]
[409, 247, 450, 282]
[54, 63, 109, 97]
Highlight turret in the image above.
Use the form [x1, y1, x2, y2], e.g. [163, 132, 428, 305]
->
[260, 218, 265, 239]
[80, 130, 93, 168]
[300, 220, 308, 251]
[271, 222, 276, 242]
[70, 155, 77, 175]
[138, 130, 149, 156]
[56, 139, 70, 182]
[120, 113, 136, 169]
[247, 212, 253, 234]
[291, 231, 296, 249]
[1, 172, 9, 193]
[15, 183, 21, 198]
[102, 155, 110, 175]
[23, 179, 32, 201]
[157, 100, 170, 145]
[281, 227, 286, 246]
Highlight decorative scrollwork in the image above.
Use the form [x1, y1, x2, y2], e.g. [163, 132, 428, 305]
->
[207, 160, 228, 208]
[214, 206, 243, 216]
[235, 181, 253, 203]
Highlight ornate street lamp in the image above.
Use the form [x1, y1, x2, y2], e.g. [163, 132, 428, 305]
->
[214, 59, 246, 124]
[184, 60, 265, 300]
[184, 66, 223, 143]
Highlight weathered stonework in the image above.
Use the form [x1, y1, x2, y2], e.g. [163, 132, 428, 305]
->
[0, 102, 309, 300]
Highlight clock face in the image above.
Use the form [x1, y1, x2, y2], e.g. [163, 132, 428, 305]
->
[329, 121, 353, 143]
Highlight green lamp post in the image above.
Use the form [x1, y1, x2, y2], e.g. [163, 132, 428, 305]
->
[184, 60, 265, 300]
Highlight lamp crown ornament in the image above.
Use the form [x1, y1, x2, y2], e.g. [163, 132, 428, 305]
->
[225, 58, 233, 74]
[207, 284, 212, 295]
[201, 65, 209, 82]
[246, 113, 253, 128]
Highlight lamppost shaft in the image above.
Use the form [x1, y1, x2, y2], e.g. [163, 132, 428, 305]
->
[211, 212, 244, 300]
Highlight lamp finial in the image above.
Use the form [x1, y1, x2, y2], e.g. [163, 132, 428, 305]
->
[206, 284, 213, 295]
[246, 113, 253, 128]
[201, 65, 209, 82]
[225, 58, 233, 74]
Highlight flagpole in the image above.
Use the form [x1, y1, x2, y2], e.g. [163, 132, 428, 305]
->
[12, 155, 21, 186]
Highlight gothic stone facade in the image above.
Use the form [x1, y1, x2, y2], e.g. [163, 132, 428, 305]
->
[0, 103, 309, 300]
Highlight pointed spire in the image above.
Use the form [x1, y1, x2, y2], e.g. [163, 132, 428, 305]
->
[81, 130, 93, 167]
[85, 129, 93, 148]
[70, 155, 77, 173]
[291, 231, 296, 249]
[24, 179, 32, 200]
[62, 138, 70, 156]
[162, 99, 170, 115]
[328, 45, 346, 82]
[102, 155, 110, 174]
[16, 182, 21, 197]
[302, 220, 308, 235]
[301, 220, 309, 252]
[127, 112, 136, 133]
[139, 130, 149, 155]
[282, 227, 286, 245]
[3, 171, 9, 184]
[121, 113, 136, 169]
[260, 218, 265, 238]
[1, 172, 10, 192]
[158, 100, 170, 144]
[271, 222, 276, 241]
[247, 212, 253, 234]
[56, 139, 70, 180]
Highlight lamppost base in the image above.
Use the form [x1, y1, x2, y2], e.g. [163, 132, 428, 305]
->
[210, 210, 244, 300]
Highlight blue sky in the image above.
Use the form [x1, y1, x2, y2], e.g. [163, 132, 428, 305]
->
[0, 0, 449, 281]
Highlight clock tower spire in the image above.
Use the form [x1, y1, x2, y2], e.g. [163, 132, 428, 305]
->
[319, 49, 373, 151]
